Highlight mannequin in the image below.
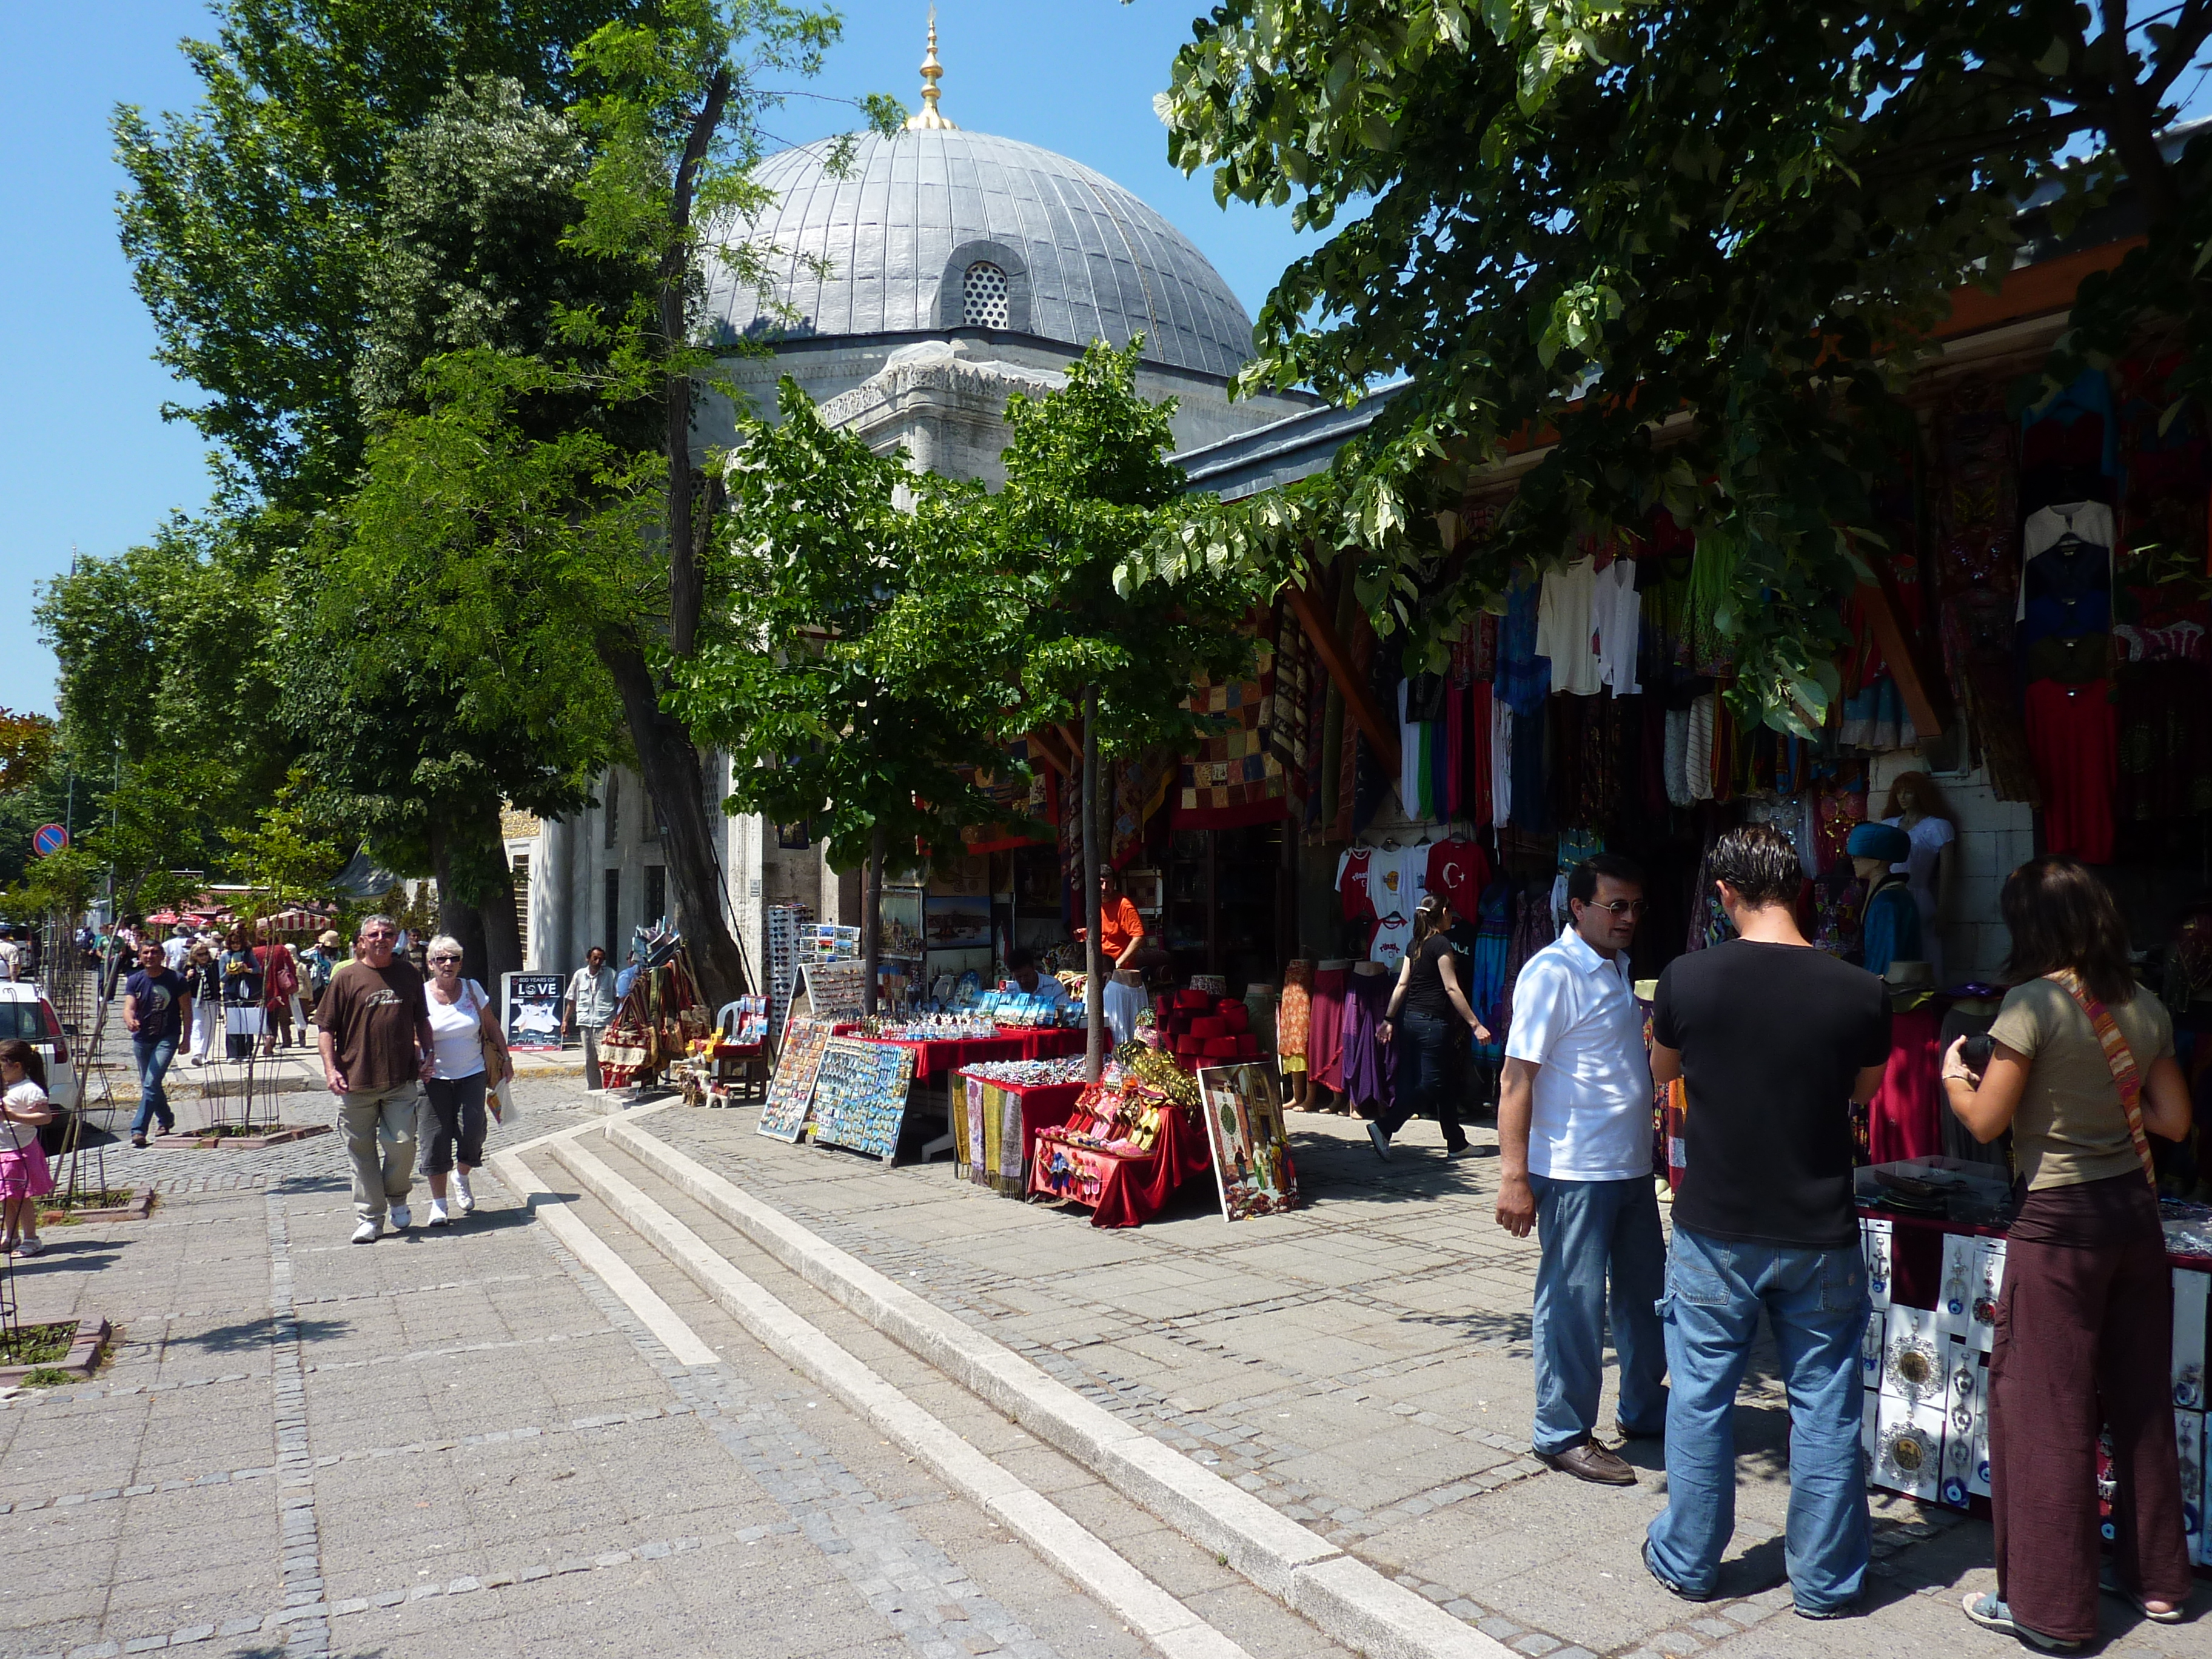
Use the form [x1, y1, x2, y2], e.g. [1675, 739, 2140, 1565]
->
[1847, 821, 1922, 979]
[1881, 771, 1956, 983]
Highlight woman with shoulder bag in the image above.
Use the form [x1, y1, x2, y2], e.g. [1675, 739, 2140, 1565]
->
[1942, 856, 2193, 1650]
[418, 935, 512, 1227]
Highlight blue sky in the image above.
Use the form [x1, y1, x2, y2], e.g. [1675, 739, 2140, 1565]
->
[0, 1, 1313, 719]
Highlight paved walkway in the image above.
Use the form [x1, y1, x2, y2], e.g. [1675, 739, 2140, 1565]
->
[1, 1079, 1342, 1659]
[622, 1101, 2206, 1659]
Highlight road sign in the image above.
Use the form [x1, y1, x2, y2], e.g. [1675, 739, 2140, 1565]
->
[31, 824, 67, 857]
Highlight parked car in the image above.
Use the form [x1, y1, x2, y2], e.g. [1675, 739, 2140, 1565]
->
[0, 982, 81, 1108]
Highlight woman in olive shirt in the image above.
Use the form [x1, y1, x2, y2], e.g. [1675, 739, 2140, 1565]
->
[1942, 856, 2192, 1649]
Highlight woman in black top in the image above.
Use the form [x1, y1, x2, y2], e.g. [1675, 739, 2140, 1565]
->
[1372, 896, 1492, 1159]
[219, 927, 263, 1061]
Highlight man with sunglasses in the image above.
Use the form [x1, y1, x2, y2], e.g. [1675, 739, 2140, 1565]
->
[1496, 853, 1666, 1486]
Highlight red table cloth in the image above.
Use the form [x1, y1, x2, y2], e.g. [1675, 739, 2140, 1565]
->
[877, 1025, 1087, 1085]
[1869, 1006, 1946, 1165]
[1028, 1102, 1213, 1228]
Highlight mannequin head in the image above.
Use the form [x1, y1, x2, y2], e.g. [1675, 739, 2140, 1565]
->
[1882, 769, 1951, 825]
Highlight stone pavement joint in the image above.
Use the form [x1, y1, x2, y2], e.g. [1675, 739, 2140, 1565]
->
[544, 1134, 1272, 1659]
[589, 1120, 1520, 1659]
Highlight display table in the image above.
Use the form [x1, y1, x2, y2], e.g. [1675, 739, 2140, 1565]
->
[1028, 1102, 1212, 1229]
[1856, 1162, 2211, 1570]
[856, 1026, 1086, 1087]
[951, 1075, 1083, 1193]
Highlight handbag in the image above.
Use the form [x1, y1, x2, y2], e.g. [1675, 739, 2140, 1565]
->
[2048, 969, 2157, 1190]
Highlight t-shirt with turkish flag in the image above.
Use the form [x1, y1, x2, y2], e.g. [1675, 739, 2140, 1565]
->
[1336, 848, 1377, 921]
[1425, 840, 1492, 914]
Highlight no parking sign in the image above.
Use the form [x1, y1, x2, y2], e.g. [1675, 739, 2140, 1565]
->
[31, 824, 66, 857]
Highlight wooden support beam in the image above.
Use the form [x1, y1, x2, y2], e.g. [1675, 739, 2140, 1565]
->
[1024, 727, 1074, 779]
[1853, 580, 1945, 742]
[1282, 578, 1401, 775]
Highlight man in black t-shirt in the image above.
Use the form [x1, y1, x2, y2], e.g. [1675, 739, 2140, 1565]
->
[1641, 824, 1891, 1618]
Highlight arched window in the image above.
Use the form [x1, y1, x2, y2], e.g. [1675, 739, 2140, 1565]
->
[962, 261, 1010, 329]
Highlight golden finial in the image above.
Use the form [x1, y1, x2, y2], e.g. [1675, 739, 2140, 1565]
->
[905, 7, 957, 130]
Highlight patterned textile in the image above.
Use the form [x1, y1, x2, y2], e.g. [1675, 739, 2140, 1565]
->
[1175, 628, 1290, 827]
[1932, 398, 2018, 599]
[1110, 746, 1173, 868]
[964, 737, 1057, 853]
[1270, 597, 1312, 806]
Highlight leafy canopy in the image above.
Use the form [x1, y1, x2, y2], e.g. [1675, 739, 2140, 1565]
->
[1139, 1, 2212, 732]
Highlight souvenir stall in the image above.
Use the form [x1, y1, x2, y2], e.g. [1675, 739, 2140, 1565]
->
[595, 923, 712, 1092]
[1024, 1047, 1215, 1227]
[1855, 1159, 2212, 1569]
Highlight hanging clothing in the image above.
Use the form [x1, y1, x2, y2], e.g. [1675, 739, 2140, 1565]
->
[1490, 698, 1513, 826]
[1467, 682, 1494, 829]
[2023, 678, 2117, 863]
[1341, 970, 1396, 1112]
[1663, 706, 1692, 807]
[1537, 556, 1603, 695]
[1336, 848, 1378, 923]
[1276, 962, 1313, 1063]
[1467, 879, 1513, 1062]
[2017, 501, 2114, 623]
[1593, 556, 1643, 694]
[1309, 966, 1349, 1093]
[1866, 1005, 1946, 1164]
[1496, 571, 1550, 716]
[1426, 839, 1493, 914]
[1686, 693, 1717, 803]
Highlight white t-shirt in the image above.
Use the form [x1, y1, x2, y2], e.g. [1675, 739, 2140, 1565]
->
[1883, 814, 1956, 897]
[1504, 927, 1654, 1181]
[163, 936, 193, 971]
[425, 979, 491, 1081]
[2, 1081, 48, 1152]
[1537, 557, 1603, 695]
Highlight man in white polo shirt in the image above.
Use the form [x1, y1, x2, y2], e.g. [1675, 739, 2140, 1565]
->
[1496, 853, 1666, 1486]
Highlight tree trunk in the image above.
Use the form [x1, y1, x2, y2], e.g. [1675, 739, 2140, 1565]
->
[429, 819, 486, 988]
[473, 794, 523, 990]
[861, 826, 884, 1017]
[1082, 689, 1104, 1084]
[600, 635, 749, 1008]
[662, 65, 730, 660]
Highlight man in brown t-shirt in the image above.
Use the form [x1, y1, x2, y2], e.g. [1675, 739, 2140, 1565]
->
[318, 914, 435, 1243]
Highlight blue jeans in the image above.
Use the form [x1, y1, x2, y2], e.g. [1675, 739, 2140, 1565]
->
[1645, 1225, 1871, 1612]
[132, 1034, 178, 1134]
[1529, 1173, 1667, 1453]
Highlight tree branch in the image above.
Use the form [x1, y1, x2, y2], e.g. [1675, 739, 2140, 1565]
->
[2097, 0, 2181, 226]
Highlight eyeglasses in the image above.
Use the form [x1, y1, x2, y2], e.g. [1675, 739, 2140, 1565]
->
[1581, 899, 1647, 917]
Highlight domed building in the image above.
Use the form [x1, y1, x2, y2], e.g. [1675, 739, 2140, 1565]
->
[521, 20, 1312, 1011]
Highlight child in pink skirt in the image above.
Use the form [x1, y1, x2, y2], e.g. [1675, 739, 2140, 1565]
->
[0, 1039, 57, 1256]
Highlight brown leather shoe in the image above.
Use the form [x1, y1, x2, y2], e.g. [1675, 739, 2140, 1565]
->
[1537, 1441, 1638, 1486]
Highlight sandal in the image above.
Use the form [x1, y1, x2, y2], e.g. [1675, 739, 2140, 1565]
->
[2099, 1566, 2185, 1624]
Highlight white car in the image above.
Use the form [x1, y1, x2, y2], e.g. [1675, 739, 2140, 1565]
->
[0, 983, 81, 1110]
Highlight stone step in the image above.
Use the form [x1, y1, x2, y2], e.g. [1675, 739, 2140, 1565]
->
[541, 1121, 1501, 1659]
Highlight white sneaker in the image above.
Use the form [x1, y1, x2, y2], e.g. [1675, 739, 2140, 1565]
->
[426, 1200, 450, 1227]
[452, 1173, 475, 1215]
[387, 1203, 412, 1230]
[351, 1219, 381, 1244]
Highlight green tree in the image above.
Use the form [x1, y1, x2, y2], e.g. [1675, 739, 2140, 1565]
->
[980, 341, 1264, 1074]
[664, 381, 1012, 1010]
[1142, 1, 2212, 729]
[114, 0, 634, 508]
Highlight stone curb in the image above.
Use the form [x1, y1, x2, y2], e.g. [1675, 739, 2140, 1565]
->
[39, 1187, 155, 1225]
[150, 1124, 330, 1151]
[600, 1119, 1513, 1659]
[0, 1315, 112, 1384]
[542, 1136, 1259, 1659]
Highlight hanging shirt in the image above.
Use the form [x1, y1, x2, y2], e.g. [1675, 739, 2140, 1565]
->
[1686, 692, 1717, 803]
[2017, 502, 2114, 623]
[1537, 557, 1603, 695]
[1426, 839, 1493, 913]
[1490, 700, 1513, 827]
[1592, 557, 1643, 695]
[1336, 848, 1377, 921]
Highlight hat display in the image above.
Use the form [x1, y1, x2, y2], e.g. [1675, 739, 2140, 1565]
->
[1846, 822, 1912, 864]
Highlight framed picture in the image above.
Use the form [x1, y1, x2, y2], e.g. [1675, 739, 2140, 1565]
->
[1197, 1062, 1298, 1221]
[924, 894, 990, 950]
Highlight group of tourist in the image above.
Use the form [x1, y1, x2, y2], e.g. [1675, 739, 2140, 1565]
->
[1446, 831, 2192, 1643]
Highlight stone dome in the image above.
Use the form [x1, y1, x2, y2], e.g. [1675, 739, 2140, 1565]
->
[706, 127, 1257, 380]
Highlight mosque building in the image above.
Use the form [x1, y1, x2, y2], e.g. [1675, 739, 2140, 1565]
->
[515, 18, 1315, 987]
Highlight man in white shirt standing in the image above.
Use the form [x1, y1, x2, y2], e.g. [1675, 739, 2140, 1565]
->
[1496, 853, 1666, 1486]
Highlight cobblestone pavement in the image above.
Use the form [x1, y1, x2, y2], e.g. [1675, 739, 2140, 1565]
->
[0, 1077, 1281, 1659]
[632, 1103, 2207, 1659]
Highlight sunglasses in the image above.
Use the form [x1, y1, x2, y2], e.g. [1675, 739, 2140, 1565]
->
[1580, 899, 1647, 917]
[429, 954, 461, 964]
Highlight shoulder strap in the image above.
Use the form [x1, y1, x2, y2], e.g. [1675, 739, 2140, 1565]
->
[2048, 970, 2156, 1190]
